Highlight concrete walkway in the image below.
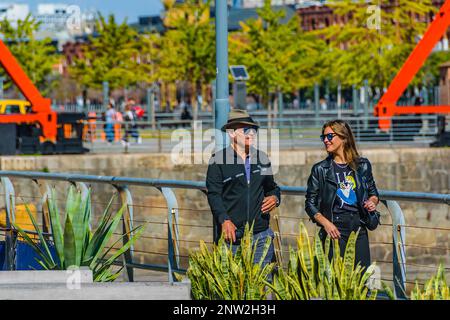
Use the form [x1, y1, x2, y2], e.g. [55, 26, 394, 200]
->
[0, 270, 191, 300]
[0, 282, 191, 300]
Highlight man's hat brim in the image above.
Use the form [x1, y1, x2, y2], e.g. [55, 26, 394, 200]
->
[221, 119, 260, 132]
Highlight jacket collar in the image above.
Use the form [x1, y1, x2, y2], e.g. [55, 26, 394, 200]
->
[324, 156, 338, 185]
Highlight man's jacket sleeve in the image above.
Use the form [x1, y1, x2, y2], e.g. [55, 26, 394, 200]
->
[206, 162, 230, 224]
[263, 162, 281, 205]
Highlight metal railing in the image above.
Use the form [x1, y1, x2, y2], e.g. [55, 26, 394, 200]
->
[0, 171, 449, 299]
[79, 114, 447, 154]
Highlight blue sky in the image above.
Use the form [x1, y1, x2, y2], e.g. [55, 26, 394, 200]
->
[14, 0, 164, 23]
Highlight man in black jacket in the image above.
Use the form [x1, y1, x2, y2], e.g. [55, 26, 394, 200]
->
[206, 109, 280, 266]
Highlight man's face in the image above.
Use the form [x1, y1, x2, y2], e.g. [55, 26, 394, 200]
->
[229, 126, 257, 148]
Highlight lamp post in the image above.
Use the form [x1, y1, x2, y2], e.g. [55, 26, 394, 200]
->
[215, 0, 230, 151]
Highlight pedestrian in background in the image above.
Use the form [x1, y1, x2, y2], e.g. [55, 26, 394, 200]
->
[104, 103, 117, 144]
[122, 103, 142, 146]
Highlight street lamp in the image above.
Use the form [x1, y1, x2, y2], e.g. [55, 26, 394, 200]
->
[215, 0, 230, 151]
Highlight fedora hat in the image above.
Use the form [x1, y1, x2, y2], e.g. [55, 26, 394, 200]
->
[221, 109, 259, 132]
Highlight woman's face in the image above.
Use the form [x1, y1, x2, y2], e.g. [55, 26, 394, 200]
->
[322, 126, 344, 155]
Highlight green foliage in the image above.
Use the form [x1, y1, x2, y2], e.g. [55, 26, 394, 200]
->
[381, 281, 396, 300]
[187, 224, 275, 300]
[158, 0, 216, 92]
[12, 186, 146, 282]
[410, 264, 449, 300]
[70, 14, 149, 92]
[319, 0, 436, 88]
[230, 0, 326, 104]
[421, 51, 450, 86]
[0, 14, 59, 94]
[268, 223, 378, 300]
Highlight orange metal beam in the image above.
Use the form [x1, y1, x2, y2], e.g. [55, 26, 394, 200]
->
[0, 114, 57, 140]
[0, 40, 57, 140]
[0, 40, 52, 113]
[375, 0, 450, 130]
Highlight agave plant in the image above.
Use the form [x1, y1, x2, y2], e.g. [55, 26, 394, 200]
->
[12, 186, 145, 282]
[410, 264, 449, 300]
[268, 223, 378, 300]
[187, 224, 275, 300]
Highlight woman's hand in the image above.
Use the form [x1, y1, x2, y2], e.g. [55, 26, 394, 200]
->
[364, 196, 379, 212]
[314, 213, 341, 240]
[323, 220, 341, 240]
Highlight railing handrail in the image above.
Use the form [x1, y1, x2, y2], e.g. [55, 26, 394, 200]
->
[0, 171, 448, 205]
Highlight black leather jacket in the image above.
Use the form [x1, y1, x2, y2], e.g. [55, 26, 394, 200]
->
[305, 156, 379, 225]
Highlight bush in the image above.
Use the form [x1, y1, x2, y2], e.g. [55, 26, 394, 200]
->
[187, 224, 275, 300]
[268, 223, 378, 300]
[13, 186, 145, 281]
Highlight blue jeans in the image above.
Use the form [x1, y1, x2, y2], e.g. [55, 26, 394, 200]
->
[231, 228, 275, 268]
[104, 123, 114, 142]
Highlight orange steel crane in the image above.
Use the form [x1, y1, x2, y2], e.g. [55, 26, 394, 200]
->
[0, 39, 87, 154]
[375, 0, 450, 131]
[0, 40, 57, 140]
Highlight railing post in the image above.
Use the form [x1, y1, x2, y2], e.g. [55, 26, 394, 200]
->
[272, 208, 283, 266]
[33, 180, 52, 237]
[113, 185, 135, 282]
[314, 83, 320, 125]
[1, 177, 16, 270]
[383, 200, 407, 299]
[352, 84, 359, 115]
[158, 187, 180, 284]
[337, 81, 342, 119]
[158, 124, 162, 153]
[363, 80, 369, 130]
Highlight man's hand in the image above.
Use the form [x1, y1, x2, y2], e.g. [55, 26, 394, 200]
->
[222, 220, 237, 243]
[261, 195, 278, 214]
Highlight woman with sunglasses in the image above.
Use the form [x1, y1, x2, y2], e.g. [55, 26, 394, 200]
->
[305, 119, 380, 269]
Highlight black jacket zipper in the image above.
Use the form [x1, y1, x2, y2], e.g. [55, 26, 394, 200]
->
[326, 175, 338, 224]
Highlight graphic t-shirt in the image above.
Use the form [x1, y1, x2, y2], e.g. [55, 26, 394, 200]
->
[332, 161, 359, 214]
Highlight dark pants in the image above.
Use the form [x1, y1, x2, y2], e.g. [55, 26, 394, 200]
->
[320, 212, 371, 270]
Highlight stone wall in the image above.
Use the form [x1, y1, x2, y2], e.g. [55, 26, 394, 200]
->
[1, 147, 449, 286]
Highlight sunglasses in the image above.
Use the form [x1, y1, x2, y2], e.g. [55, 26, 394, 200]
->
[320, 133, 337, 142]
[236, 127, 258, 135]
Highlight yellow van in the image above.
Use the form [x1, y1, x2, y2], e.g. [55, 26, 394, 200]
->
[0, 99, 31, 115]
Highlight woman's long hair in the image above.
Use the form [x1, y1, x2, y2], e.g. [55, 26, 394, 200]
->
[322, 119, 360, 171]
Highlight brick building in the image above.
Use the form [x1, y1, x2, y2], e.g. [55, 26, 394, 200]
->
[296, 0, 447, 34]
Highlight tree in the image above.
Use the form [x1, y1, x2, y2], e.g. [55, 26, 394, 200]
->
[157, 0, 216, 115]
[70, 14, 148, 97]
[0, 14, 59, 95]
[230, 0, 326, 110]
[319, 0, 436, 89]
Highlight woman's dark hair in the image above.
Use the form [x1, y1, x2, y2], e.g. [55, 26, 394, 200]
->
[322, 119, 360, 171]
